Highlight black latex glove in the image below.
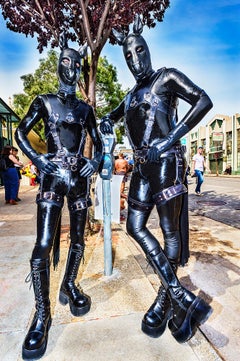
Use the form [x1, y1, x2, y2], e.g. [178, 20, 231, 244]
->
[32, 153, 58, 174]
[148, 145, 161, 162]
[148, 123, 189, 163]
[99, 116, 114, 135]
[79, 158, 99, 178]
[148, 139, 170, 162]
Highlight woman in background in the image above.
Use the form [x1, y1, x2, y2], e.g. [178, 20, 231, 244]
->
[1, 145, 23, 205]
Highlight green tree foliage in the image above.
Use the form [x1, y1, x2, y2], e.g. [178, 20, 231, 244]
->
[96, 56, 127, 118]
[13, 50, 127, 143]
[13, 50, 59, 119]
[0, 0, 169, 107]
[1, 1, 169, 154]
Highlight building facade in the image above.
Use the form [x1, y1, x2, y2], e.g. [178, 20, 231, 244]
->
[184, 113, 240, 175]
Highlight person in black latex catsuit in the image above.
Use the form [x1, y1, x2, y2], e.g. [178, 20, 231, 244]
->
[100, 16, 213, 343]
[15, 37, 102, 360]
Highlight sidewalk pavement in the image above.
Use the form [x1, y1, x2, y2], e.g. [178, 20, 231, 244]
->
[0, 185, 239, 361]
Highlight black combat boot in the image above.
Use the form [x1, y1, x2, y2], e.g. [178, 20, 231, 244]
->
[59, 244, 91, 316]
[147, 248, 212, 343]
[22, 259, 52, 360]
[142, 260, 178, 338]
[142, 285, 171, 337]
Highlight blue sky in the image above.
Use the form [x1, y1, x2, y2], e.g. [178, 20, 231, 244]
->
[0, 0, 239, 124]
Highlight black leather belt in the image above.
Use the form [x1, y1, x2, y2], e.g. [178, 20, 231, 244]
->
[134, 145, 186, 164]
[51, 155, 86, 172]
[134, 148, 149, 164]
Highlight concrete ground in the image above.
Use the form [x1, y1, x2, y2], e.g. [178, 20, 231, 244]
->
[0, 181, 239, 361]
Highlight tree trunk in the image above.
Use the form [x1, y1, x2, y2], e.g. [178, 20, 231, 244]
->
[83, 51, 99, 159]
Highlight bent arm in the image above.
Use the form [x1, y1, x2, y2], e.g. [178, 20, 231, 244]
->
[86, 107, 103, 162]
[108, 99, 125, 123]
[9, 154, 23, 166]
[79, 106, 103, 178]
[165, 68, 213, 132]
[150, 69, 213, 157]
[100, 99, 125, 134]
[15, 96, 58, 174]
[15, 96, 44, 160]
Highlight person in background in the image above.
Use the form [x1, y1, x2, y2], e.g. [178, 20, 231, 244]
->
[126, 154, 134, 173]
[114, 152, 129, 221]
[192, 146, 210, 196]
[12, 146, 23, 201]
[1, 145, 23, 205]
[29, 161, 39, 186]
[224, 164, 232, 175]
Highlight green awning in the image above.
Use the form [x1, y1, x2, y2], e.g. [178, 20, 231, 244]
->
[0, 98, 20, 123]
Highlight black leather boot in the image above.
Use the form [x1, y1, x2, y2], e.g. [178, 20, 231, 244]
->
[22, 259, 52, 360]
[59, 244, 91, 316]
[147, 249, 212, 343]
[142, 258, 178, 338]
[142, 285, 171, 337]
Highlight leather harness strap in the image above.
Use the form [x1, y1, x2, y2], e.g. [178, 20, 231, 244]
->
[153, 183, 187, 204]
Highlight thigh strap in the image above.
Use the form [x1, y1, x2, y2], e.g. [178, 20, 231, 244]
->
[69, 198, 92, 212]
[153, 183, 187, 205]
[36, 191, 64, 207]
[128, 196, 154, 212]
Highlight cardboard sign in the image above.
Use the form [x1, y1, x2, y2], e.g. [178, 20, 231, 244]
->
[94, 174, 124, 223]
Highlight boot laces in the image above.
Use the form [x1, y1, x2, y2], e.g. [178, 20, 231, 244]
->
[25, 266, 49, 321]
[157, 288, 167, 308]
[25, 266, 47, 289]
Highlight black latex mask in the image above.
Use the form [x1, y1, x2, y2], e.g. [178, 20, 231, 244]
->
[123, 34, 153, 82]
[57, 48, 81, 96]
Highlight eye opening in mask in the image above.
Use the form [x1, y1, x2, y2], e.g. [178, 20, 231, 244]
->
[136, 45, 144, 53]
[62, 58, 70, 65]
[62, 57, 80, 68]
[125, 52, 132, 60]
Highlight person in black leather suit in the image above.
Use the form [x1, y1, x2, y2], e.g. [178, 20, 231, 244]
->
[15, 38, 102, 360]
[100, 16, 213, 343]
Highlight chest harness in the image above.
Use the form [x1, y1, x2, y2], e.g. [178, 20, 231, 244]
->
[43, 95, 87, 172]
[36, 95, 92, 212]
[125, 80, 187, 207]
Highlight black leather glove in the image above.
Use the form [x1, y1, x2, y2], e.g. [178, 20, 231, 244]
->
[148, 123, 189, 163]
[79, 158, 100, 178]
[32, 153, 58, 174]
[148, 146, 161, 162]
[100, 116, 114, 135]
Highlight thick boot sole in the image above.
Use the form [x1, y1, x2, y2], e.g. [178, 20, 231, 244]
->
[169, 297, 213, 343]
[59, 290, 91, 317]
[141, 311, 170, 338]
[22, 318, 52, 360]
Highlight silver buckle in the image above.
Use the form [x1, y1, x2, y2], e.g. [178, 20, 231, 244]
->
[68, 157, 77, 166]
[43, 191, 55, 200]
